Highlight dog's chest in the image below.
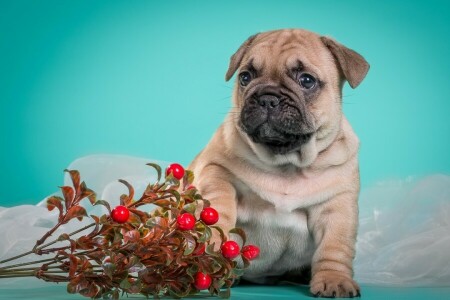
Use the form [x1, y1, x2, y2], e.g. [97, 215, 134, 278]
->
[236, 166, 338, 212]
[233, 169, 339, 280]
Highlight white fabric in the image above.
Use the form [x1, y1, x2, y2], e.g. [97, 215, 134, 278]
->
[0, 154, 449, 288]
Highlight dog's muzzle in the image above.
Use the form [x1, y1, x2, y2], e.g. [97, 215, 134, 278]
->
[240, 92, 313, 155]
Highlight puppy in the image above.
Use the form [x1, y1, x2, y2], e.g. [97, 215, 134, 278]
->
[189, 29, 369, 298]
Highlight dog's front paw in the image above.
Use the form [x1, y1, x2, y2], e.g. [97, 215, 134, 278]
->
[310, 271, 360, 298]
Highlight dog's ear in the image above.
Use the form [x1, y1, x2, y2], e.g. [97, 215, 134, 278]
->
[225, 34, 259, 81]
[320, 36, 369, 88]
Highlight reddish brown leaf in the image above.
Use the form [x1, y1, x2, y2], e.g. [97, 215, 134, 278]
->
[79, 183, 96, 204]
[64, 169, 80, 191]
[60, 186, 75, 209]
[122, 229, 140, 244]
[46, 196, 64, 220]
[80, 283, 100, 298]
[68, 255, 78, 277]
[63, 206, 88, 223]
[118, 179, 134, 206]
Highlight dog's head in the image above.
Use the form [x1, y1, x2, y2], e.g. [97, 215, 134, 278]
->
[226, 29, 369, 167]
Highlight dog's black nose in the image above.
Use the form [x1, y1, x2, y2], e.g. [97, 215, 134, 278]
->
[258, 94, 280, 108]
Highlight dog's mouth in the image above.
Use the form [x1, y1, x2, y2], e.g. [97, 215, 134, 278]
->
[249, 124, 313, 155]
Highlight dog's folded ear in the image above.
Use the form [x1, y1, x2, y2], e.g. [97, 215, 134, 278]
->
[320, 36, 369, 88]
[225, 34, 259, 81]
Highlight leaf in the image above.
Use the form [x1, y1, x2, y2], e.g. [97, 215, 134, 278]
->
[83, 284, 100, 298]
[128, 279, 143, 294]
[60, 186, 75, 209]
[211, 225, 227, 242]
[184, 170, 195, 185]
[122, 229, 140, 244]
[69, 255, 78, 277]
[182, 233, 196, 256]
[94, 200, 112, 214]
[242, 256, 250, 268]
[152, 199, 172, 207]
[120, 278, 132, 290]
[118, 179, 134, 206]
[146, 216, 168, 229]
[146, 163, 162, 182]
[229, 228, 247, 245]
[206, 244, 217, 255]
[46, 196, 64, 220]
[164, 173, 180, 187]
[63, 206, 88, 223]
[232, 267, 244, 277]
[218, 287, 231, 299]
[182, 203, 196, 215]
[79, 182, 96, 204]
[102, 262, 116, 280]
[58, 233, 71, 241]
[128, 262, 145, 273]
[166, 189, 181, 203]
[198, 225, 212, 243]
[64, 169, 80, 190]
[187, 264, 199, 276]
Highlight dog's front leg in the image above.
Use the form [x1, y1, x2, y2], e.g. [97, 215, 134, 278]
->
[194, 163, 238, 246]
[307, 192, 360, 298]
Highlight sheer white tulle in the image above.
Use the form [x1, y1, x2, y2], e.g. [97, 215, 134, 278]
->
[0, 154, 449, 288]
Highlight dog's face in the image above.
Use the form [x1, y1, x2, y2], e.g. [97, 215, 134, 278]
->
[225, 29, 369, 167]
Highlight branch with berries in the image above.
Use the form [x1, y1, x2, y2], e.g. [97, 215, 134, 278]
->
[0, 162, 259, 299]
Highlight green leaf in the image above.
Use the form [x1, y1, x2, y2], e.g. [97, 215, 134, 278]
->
[211, 225, 227, 242]
[198, 225, 212, 243]
[206, 244, 217, 255]
[102, 263, 116, 280]
[232, 268, 244, 277]
[229, 228, 247, 245]
[182, 233, 196, 256]
[218, 287, 231, 299]
[187, 264, 199, 276]
[119, 278, 131, 290]
[184, 170, 195, 185]
[164, 172, 180, 187]
[182, 203, 196, 215]
[166, 189, 181, 202]
[146, 163, 162, 182]
[94, 200, 111, 213]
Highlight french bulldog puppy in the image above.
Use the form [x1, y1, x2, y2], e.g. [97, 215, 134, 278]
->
[189, 29, 369, 298]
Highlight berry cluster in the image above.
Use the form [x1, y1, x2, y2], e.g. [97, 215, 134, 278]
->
[108, 162, 260, 292]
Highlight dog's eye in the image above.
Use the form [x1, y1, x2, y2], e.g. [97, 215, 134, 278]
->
[239, 71, 252, 87]
[299, 73, 317, 89]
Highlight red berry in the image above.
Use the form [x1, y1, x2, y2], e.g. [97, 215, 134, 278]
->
[111, 205, 130, 223]
[193, 243, 206, 256]
[221, 241, 240, 259]
[166, 163, 185, 180]
[200, 207, 219, 225]
[176, 213, 196, 230]
[242, 245, 260, 260]
[194, 272, 212, 290]
[186, 184, 196, 190]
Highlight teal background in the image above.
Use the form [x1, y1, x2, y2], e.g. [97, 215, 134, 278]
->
[1, 0, 449, 206]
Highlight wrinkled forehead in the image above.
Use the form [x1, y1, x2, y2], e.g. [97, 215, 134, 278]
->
[242, 30, 334, 78]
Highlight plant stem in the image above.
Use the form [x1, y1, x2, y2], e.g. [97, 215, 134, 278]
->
[0, 258, 58, 270]
[0, 223, 95, 265]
